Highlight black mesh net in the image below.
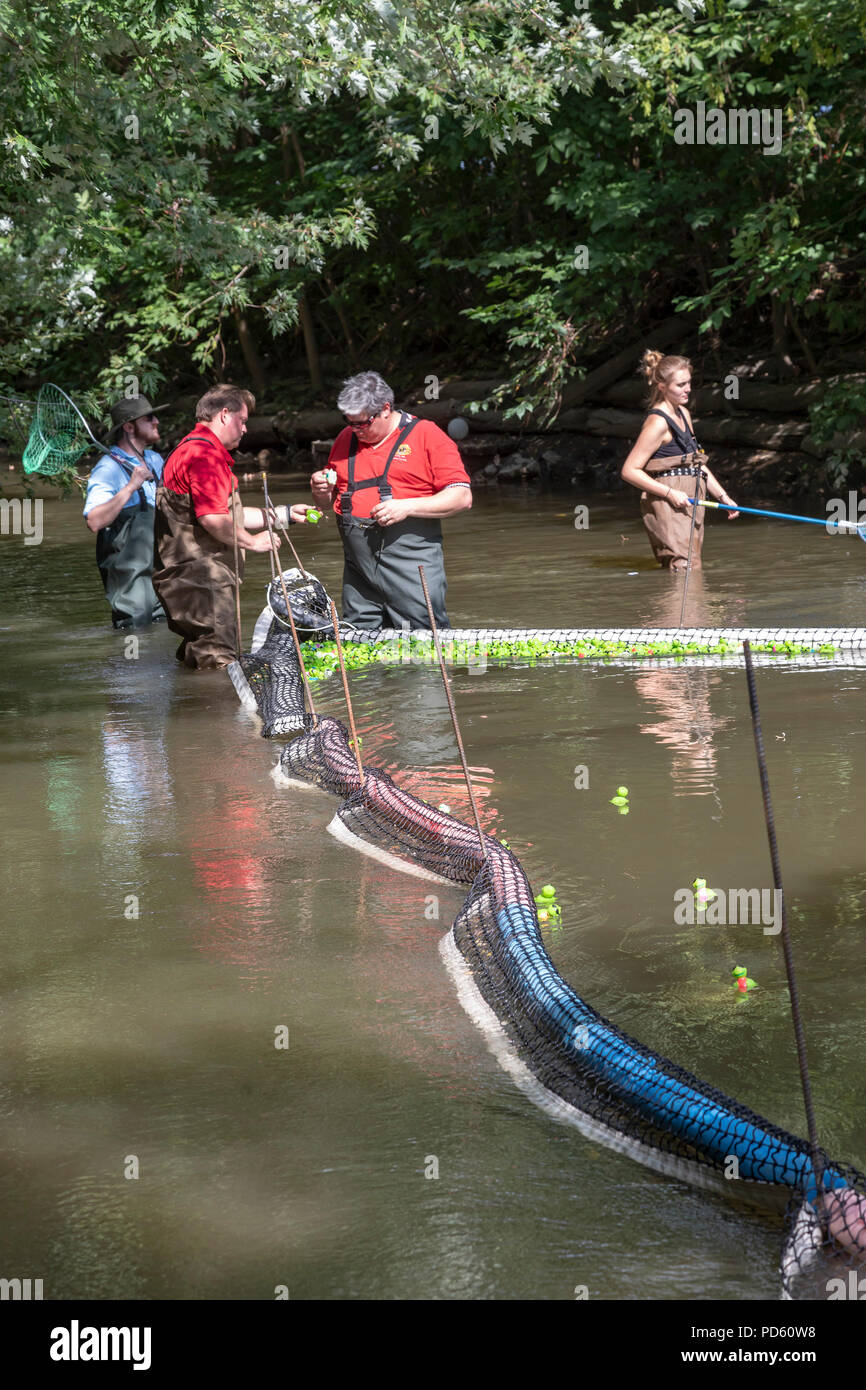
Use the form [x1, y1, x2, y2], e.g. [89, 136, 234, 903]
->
[781, 1177, 866, 1300]
[266, 569, 335, 640]
[239, 624, 309, 738]
[269, 701, 866, 1298]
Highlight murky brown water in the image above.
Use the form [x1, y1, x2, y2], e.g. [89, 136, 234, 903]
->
[1, 483, 864, 1299]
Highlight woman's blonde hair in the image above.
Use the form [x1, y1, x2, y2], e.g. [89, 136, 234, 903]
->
[640, 350, 691, 406]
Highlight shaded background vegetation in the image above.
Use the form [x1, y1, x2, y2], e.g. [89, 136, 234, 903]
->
[1, 0, 864, 438]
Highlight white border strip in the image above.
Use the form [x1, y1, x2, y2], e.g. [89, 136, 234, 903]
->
[327, 812, 455, 885]
[226, 659, 259, 710]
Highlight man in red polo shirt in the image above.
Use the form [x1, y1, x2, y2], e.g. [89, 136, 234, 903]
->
[310, 371, 472, 630]
[153, 384, 310, 669]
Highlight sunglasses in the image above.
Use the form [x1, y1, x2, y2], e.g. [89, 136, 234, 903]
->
[343, 408, 383, 429]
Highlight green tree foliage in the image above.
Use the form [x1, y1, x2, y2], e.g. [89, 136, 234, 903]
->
[447, 0, 866, 416]
[0, 0, 863, 447]
[0, 0, 636, 410]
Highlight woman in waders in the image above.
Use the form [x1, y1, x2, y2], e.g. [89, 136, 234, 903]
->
[621, 351, 738, 570]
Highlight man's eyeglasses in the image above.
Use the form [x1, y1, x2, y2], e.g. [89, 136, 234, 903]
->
[344, 408, 383, 429]
[137, 413, 158, 424]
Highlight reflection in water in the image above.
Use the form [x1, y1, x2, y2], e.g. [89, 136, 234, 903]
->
[45, 757, 84, 848]
[100, 649, 176, 832]
[351, 672, 502, 832]
[637, 569, 749, 632]
[635, 665, 728, 800]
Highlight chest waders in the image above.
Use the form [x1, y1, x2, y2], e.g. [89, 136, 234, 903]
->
[337, 414, 450, 630]
[95, 464, 163, 629]
[640, 409, 709, 571]
[152, 436, 245, 669]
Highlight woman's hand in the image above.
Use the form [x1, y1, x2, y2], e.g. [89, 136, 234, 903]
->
[718, 493, 739, 519]
[666, 487, 692, 514]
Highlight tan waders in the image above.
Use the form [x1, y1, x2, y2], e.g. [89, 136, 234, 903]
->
[641, 459, 708, 571]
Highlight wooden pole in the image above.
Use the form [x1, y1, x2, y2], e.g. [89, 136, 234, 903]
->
[418, 565, 487, 860]
[231, 488, 243, 658]
[260, 477, 318, 727]
[329, 600, 364, 787]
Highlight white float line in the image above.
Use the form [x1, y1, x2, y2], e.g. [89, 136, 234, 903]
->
[270, 762, 327, 792]
[226, 659, 259, 710]
[326, 812, 457, 885]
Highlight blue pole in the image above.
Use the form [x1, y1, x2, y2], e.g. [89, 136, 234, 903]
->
[694, 499, 864, 534]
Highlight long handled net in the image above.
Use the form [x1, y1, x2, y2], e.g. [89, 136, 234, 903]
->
[21, 382, 108, 476]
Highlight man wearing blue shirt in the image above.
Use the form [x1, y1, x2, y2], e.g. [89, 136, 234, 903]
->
[83, 396, 166, 629]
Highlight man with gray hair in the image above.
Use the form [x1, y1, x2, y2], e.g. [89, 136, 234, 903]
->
[310, 371, 471, 628]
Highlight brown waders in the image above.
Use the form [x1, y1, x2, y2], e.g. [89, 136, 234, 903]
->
[639, 409, 709, 570]
[152, 483, 244, 670]
[641, 455, 708, 570]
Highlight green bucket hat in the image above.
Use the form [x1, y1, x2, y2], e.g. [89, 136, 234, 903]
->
[109, 395, 168, 434]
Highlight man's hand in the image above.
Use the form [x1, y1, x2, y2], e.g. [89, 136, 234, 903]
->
[129, 461, 154, 488]
[246, 531, 281, 553]
[370, 498, 413, 527]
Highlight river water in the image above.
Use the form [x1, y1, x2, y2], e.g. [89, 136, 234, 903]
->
[1, 484, 864, 1300]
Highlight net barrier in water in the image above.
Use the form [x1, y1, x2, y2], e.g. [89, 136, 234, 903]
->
[247, 604, 866, 663]
[228, 609, 866, 1297]
[344, 625, 866, 651]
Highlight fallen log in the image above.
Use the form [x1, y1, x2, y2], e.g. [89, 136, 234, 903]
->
[582, 407, 812, 451]
[599, 375, 866, 415]
[241, 414, 296, 449]
[559, 315, 694, 411]
[291, 409, 345, 440]
[402, 378, 505, 403]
